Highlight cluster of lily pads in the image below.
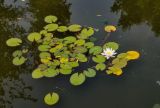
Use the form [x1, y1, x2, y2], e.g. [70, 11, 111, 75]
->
[6, 15, 140, 106]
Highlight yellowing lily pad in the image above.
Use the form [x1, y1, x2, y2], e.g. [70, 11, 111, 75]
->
[126, 51, 140, 60]
[104, 25, 116, 32]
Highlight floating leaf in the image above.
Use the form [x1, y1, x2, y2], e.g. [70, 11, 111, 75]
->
[27, 32, 41, 42]
[104, 25, 116, 32]
[126, 51, 140, 60]
[95, 63, 106, 71]
[107, 66, 123, 76]
[59, 69, 72, 75]
[74, 46, 88, 54]
[92, 55, 106, 63]
[44, 92, 59, 106]
[12, 50, 22, 57]
[32, 68, 43, 79]
[44, 15, 58, 23]
[57, 26, 68, 32]
[117, 53, 127, 59]
[78, 27, 94, 39]
[12, 56, 26, 66]
[89, 46, 102, 55]
[76, 53, 87, 62]
[83, 68, 96, 78]
[38, 45, 51, 51]
[39, 52, 51, 59]
[103, 42, 119, 50]
[68, 24, 81, 32]
[70, 73, 86, 86]
[40, 30, 47, 35]
[63, 36, 76, 44]
[68, 62, 79, 68]
[6, 38, 22, 47]
[84, 42, 94, 48]
[44, 24, 58, 31]
[43, 68, 59, 77]
[74, 39, 85, 46]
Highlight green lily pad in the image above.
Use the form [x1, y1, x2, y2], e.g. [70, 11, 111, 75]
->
[83, 68, 96, 78]
[63, 36, 76, 44]
[27, 32, 41, 42]
[74, 39, 85, 46]
[39, 52, 51, 59]
[12, 56, 26, 66]
[95, 63, 106, 71]
[44, 24, 58, 31]
[89, 46, 102, 55]
[38, 45, 51, 51]
[6, 38, 22, 47]
[32, 68, 43, 79]
[68, 62, 79, 68]
[76, 53, 87, 62]
[70, 73, 86, 86]
[78, 27, 94, 39]
[12, 50, 22, 57]
[68, 24, 81, 32]
[44, 92, 59, 106]
[44, 15, 58, 23]
[59, 69, 72, 75]
[103, 42, 119, 50]
[92, 55, 106, 63]
[84, 42, 94, 48]
[117, 53, 127, 59]
[57, 26, 68, 32]
[43, 68, 59, 77]
[74, 46, 88, 54]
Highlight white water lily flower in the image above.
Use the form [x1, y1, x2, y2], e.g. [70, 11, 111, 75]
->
[101, 48, 117, 59]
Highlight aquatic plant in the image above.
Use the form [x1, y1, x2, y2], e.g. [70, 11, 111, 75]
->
[6, 15, 140, 106]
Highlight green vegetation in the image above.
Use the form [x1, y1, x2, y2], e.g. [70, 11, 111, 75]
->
[6, 15, 140, 106]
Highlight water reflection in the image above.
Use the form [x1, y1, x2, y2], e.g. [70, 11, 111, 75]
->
[0, 0, 71, 107]
[111, 0, 160, 36]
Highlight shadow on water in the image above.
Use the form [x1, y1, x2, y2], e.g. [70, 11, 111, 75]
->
[111, 0, 160, 36]
[0, 0, 71, 107]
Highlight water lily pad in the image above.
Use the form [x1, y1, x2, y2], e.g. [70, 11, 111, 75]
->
[89, 46, 102, 55]
[59, 69, 72, 75]
[84, 42, 94, 48]
[68, 62, 79, 68]
[32, 68, 43, 79]
[74, 46, 88, 54]
[63, 36, 76, 44]
[44, 15, 58, 23]
[92, 55, 106, 63]
[12, 50, 22, 57]
[104, 25, 116, 32]
[78, 27, 94, 39]
[68, 24, 81, 32]
[12, 56, 26, 66]
[70, 73, 86, 86]
[95, 63, 106, 71]
[83, 68, 96, 78]
[76, 53, 87, 62]
[38, 45, 51, 51]
[44, 24, 58, 31]
[27, 32, 41, 42]
[103, 42, 119, 50]
[117, 53, 127, 59]
[6, 38, 22, 47]
[44, 92, 59, 106]
[57, 26, 68, 32]
[43, 68, 59, 77]
[74, 39, 85, 46]
[39, 52, 51, 59]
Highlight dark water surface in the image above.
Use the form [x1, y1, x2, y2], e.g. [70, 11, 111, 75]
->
[0, 0, 160, 108]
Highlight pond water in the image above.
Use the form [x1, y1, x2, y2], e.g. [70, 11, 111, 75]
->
[0, 0, 160, 108]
